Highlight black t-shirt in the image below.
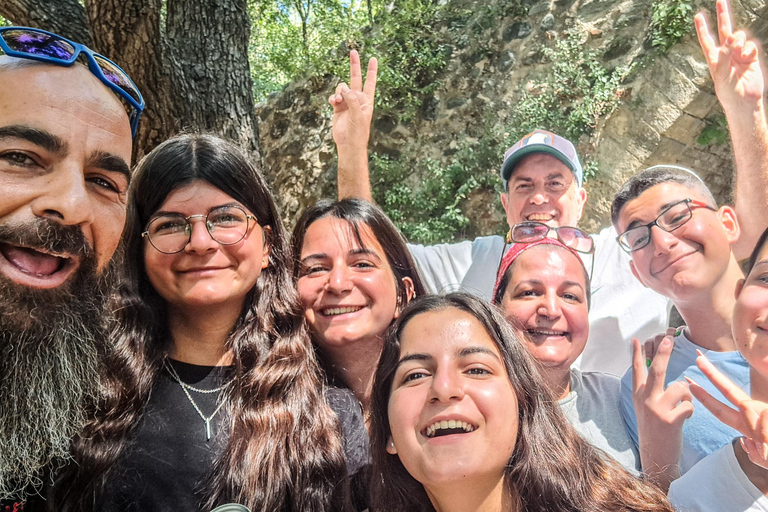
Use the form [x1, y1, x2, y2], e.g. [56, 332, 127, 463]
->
[95, 360, 370, 512]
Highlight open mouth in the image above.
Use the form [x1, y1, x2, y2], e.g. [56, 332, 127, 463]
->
[0, 242, 76, 287]
[321, 306, 363, 316]
[526, 329, 569, 342]
[424, 420, 477, 438]
[526, 213, 555, 222]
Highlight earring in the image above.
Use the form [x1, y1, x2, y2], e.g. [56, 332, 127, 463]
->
[389, 441, 395, 448]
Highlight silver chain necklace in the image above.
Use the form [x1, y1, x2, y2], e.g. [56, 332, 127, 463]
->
[165, 360, 229, 441]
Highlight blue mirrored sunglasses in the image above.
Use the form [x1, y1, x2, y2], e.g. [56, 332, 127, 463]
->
[0, 26, 145, 138]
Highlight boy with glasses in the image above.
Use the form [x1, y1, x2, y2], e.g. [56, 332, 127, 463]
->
[0, 27, 142, 505]
[611, 165, 749, 491]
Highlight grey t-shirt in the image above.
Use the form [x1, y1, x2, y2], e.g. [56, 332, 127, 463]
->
[559, 368, 640, 473]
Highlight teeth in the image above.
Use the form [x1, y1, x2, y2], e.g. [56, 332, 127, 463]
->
[425, 420, 476, 438]
[527, 213, 554, 221]
[322, 306, 363, 316]
[528, 329, 566, 336]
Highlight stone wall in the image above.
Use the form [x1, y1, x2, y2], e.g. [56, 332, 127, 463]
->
[256, 0, 768, 235]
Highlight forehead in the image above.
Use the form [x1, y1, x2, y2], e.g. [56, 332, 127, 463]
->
[509, 153, 572, 181]
[617, 182, 707, 231]
[158, 180, 238, 212]
[400, 308, 500, 357]
[510, 245, 586, 287]
[0, 62, 132, 158]
[301, 216, 387, 256]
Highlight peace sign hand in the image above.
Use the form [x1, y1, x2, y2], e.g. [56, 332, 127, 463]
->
[689, 352, 768, 468]
[695, 0, 764, 112]
[329, 50, 378, 152]
[631, 336, 694, 490]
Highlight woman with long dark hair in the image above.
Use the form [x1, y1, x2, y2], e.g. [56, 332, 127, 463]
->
[291, 198, 426, 420]
[56, 134, 350, 512]
[370, 293, 674, 512]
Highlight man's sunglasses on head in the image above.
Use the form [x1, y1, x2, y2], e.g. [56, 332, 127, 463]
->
[0, 26, 145, 138]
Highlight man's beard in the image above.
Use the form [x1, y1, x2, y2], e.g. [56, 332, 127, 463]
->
[0, 219, 117, 500]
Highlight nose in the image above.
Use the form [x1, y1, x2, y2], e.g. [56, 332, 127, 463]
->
[429, 367, 464, 403]
[325, 264, 353, 294]
[650, 224, 678, 257]
[530, 185, 548, 206]
[536, 293, 562, 320]
[185, 218, 218, 254]
[30, 165, 95, 226]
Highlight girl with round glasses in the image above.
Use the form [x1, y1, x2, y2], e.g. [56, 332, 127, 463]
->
[369, 293, 674, 512]
[55, 134, 352, 512]
[492, 238, 639, 472]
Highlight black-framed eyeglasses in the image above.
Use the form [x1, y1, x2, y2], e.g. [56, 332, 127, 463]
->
[141, 205, 257, 254]
[616, 198, 716, 253]
[498, 221, 596, 281]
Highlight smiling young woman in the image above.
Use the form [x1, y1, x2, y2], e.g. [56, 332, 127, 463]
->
[54, 134, 352, 512]
[370, 293, 674, 512]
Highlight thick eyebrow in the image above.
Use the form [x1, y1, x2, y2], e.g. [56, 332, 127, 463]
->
[87, 150, 131, 185]
[625, 199, 688, 230]
[459, 346, 500, 360]
[0, 124, 68, 155]
[396, 353, 432, 367]
[300, 247, 381, 264]
[150, 202, 243, 219]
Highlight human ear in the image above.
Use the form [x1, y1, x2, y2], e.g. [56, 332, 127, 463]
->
[717, 205, 741, 245]
[386, 436, 397, 455]
[735, 278, 746, 300]
[500, 190, 510, 213]
[261, 226, 272, 269]
[575, 186, 588, 221]
[393, 277, 416, 319]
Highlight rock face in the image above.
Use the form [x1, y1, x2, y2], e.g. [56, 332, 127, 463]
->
[256, 0, 768, 237]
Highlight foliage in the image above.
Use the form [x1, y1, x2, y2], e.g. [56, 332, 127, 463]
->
[650, 0, 693, 52]
[371, 123, 505, 244]
[370, 0, 447, 123]
[508, 29, 629, 143]
[249, 0, 375, 101]
[0, 15, 9, 26]
[697, 114, 729, 146]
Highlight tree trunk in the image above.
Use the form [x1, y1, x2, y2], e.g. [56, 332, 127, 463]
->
[0, 0, 92, 46]
[0, 0, 261, 168]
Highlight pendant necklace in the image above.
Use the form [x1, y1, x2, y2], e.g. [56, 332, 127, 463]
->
[166, 360, 228, 441]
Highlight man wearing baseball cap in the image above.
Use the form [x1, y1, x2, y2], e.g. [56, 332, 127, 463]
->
[329, 11, 768, 375]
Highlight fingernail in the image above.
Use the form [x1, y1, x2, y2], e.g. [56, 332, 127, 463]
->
[696, 349, 704, 357]
[675, 329, 683, 337]
[762, 443, 768, 460]
[646, 358, 652, 368]
[684, 376, 697, 386]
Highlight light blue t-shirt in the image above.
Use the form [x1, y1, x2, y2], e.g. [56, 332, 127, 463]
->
[619, 330, 750, 474]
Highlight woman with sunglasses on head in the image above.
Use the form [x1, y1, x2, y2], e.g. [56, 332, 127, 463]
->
[492, 237, 640, 472]
[55, 134, 351, 512]
[370, 292, 673, 512]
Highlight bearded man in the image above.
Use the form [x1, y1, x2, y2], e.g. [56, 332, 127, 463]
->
[0, 26, 142, 505]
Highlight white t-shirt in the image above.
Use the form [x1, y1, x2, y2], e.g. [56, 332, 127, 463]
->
[408, 225, 671, 376]
[668, 441, 768, 511]
[559, 368, 640, 473]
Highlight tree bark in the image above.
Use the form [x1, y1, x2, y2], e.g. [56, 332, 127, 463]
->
[1, 0, 261, 167]
[0, 0, 92, 46]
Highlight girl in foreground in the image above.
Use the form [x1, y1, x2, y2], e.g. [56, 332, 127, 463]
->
[370, 293, 672, 512]
[492, 237, 639, 471]
[668, 226, 768, 510]
[56, 135, 350, 512]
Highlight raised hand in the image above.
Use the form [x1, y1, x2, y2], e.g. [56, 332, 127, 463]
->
[631, 336, 694, 491]
[695, 0, 764, 111]
[689, 352, 768, 468]
[330, 50, 378, 153]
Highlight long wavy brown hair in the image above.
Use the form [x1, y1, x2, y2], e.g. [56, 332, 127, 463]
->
[56, 134, 350, 512]
[370, 293, 675, 512]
